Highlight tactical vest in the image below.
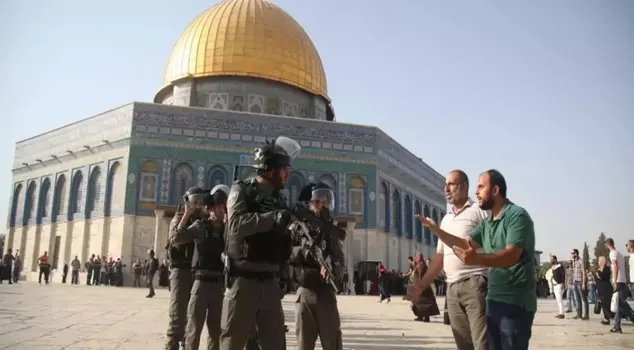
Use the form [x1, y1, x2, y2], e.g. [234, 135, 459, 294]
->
[191, 223, 225, 272]
[168, 216, 196, 267]
[226, 180, 292, 265]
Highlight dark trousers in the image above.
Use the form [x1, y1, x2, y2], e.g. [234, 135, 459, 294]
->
[87, 269, 92, 285]
[71, 270, 79, 284]
[147, 272, 156, 295]
[166, 268, 193, 350]
[614, 282, 634, 329]
[39, 267, 50, 284]
[92, 269, 101, 285]
[62, 273, 67, 283]
[486, 299, 534, 350]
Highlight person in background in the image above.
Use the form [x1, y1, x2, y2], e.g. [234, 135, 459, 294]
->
[12, 254, 21, 283]
[71, 256, 80, 285]
[405, 251, 440, 322]
[401, 257, 415, 283]
[1, 249, 14, 284]
[377, 262, 391, 303]
[596, 256, 613, 325]
[38, 251, 51, 284]
[607, 238, 632, 333]
[62, 262, 69, 284]
[627, 240, 634, 301]
[132, 257, 144, 288]
[565, 261, 576, 313]
[587, 269, 596, 304]
[550, 255, 566, 319]
[570, 248, 588, 320]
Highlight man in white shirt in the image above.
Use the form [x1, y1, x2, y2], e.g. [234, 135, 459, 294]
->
[626, 239, 634, 300]
[549, 255, 566, 319]
[606, 238, 632, 333]
[408, 170, 489, 350]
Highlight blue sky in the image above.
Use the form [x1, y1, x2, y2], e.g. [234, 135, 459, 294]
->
[1, 0, 632, 261]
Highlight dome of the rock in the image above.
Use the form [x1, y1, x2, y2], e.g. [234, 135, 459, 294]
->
[158, 0, 328, 100]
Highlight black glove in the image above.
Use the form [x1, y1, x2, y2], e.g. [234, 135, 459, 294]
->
[274, 209, 292, 229]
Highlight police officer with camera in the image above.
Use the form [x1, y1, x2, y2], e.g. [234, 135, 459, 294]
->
[166, 187, 203, 350]
[291, 182, 345, 350]
[219, 137, 301, 350]
[171, 185, 230, 350]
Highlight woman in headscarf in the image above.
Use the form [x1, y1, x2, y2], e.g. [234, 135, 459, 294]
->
[406, 251, 440, 322]
[377, 262, 391, 303]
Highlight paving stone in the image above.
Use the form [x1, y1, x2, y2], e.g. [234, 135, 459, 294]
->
[0, 283, 632, 349]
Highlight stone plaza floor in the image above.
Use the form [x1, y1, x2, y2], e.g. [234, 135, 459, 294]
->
[0, 283, 632, 349]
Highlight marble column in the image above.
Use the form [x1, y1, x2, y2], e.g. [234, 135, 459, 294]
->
[153, 209, 165, 261]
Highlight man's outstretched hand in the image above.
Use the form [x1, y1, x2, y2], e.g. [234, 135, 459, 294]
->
[453, 238, 478, 265]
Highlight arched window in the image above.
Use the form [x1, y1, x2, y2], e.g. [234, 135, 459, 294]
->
[404, 195, 413, 239]
[207, 166, 227, 188]
[414, 200, 422, 242]
[24, 182, 37, 225]
[70, 171, 84, 216]
[172, 163, 193, 204]
[379, 182, 389, 232]
[391, 190, 402, 236]
[423, 204, 431, 244]
[9, 184, 23, 227]
[348, 176, 365, 218]
[287, 172, 305, 207]
[53, 175, 67, 218]
[39, 178, 51, 220]
[104, 162, 124, 216]
[432, 208, 439, 246]
[87, 167, 102, 214]
[140, 161, 159, 203]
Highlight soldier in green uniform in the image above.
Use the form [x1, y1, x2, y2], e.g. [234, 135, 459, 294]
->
[166, 187, 204, 350]
[219, 137, 301, 350]
[171, 185, 229, 350]
[290, 182, 345, 350]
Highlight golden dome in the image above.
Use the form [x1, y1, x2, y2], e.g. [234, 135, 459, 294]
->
[162, 0, 328, 99]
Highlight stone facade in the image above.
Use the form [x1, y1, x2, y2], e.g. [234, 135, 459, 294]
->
[159, 77, 329, 121]
[6, 101, 445, 283]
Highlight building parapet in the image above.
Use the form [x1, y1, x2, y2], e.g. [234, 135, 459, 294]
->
[13, 104, 134, 169]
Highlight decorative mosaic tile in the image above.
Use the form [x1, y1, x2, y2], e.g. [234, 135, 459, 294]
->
[160, 159, 172, 203]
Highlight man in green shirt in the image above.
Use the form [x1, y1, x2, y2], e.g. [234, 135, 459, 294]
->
[416, 169, 536, 350]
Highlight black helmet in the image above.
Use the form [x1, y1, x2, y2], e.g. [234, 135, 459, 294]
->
[183, 187, 206, 207]
[252, 137, 301, 171]
[210, 185, 230, 205]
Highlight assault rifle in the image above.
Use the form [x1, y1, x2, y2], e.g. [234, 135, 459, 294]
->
[291, 220, 339, 293]
[291, 203, 346, 241]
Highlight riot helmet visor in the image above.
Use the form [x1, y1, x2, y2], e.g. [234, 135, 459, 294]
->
[186, 193, 206, 209]
[311, 188, 335, 211]
[274, 136, 301, 159]
[210, 184, 230, 197]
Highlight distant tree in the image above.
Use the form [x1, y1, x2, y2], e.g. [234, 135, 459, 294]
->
[593, 232, 610, 264]
[582, 242, 590, 270]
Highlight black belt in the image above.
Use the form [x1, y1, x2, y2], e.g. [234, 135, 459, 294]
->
[170, 262, 191, 269]
[230, 269, 277, 280]
[195, 275, 222, 283]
